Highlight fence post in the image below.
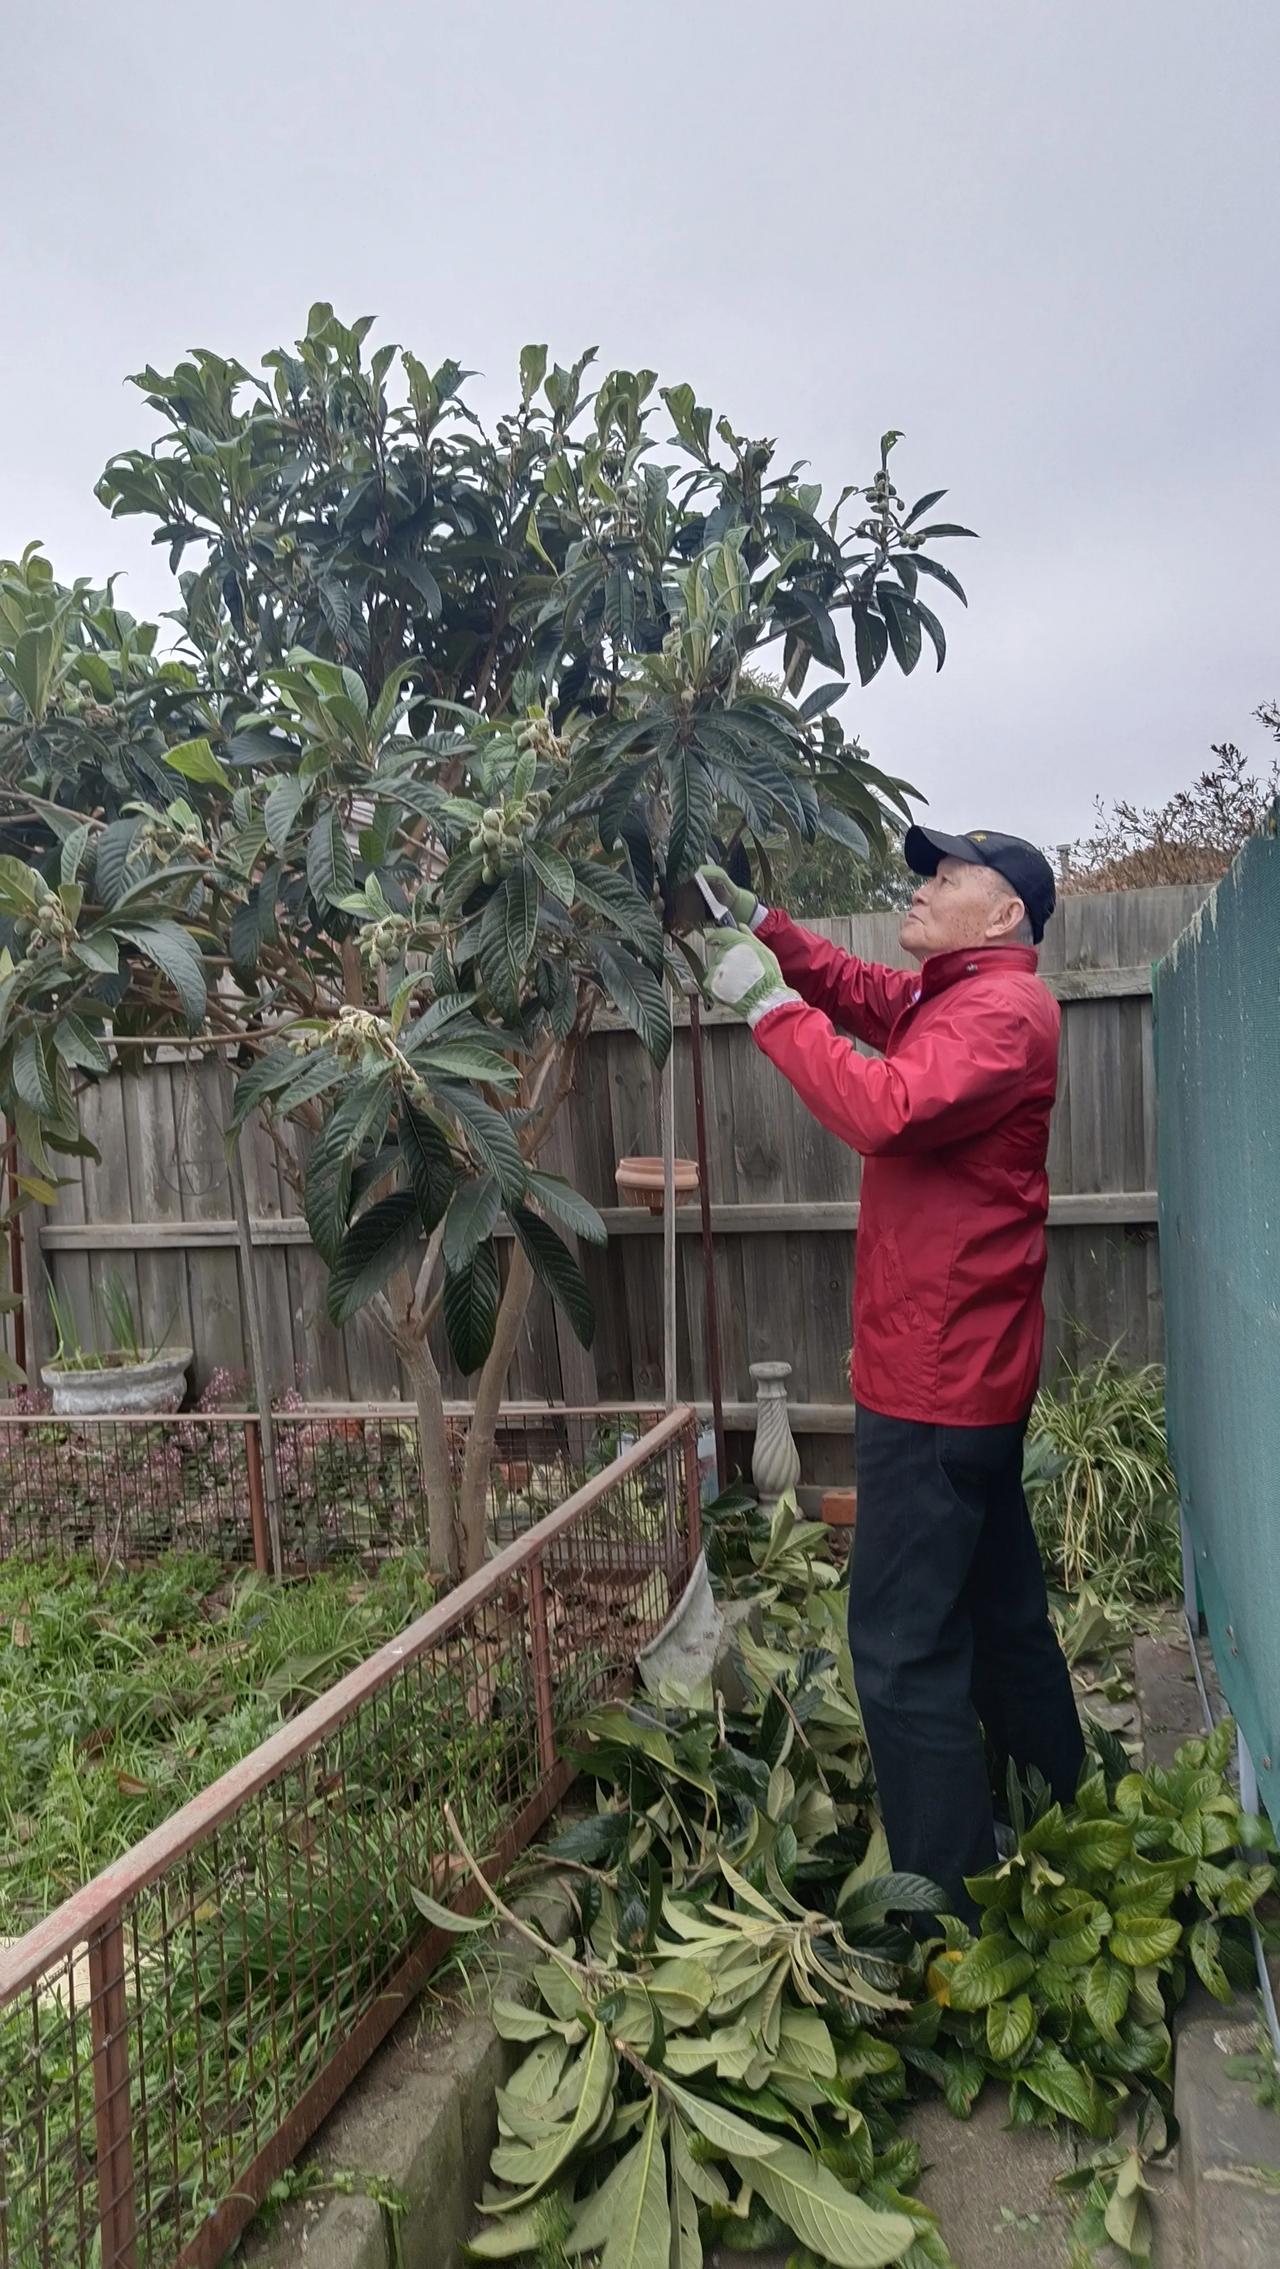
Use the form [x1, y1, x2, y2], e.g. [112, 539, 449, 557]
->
[245, 1419, 271, 1574]
[526, 1554, 557, 1780]
[88, 1917, 138, 2269]
[681, 1419, 703, 1567]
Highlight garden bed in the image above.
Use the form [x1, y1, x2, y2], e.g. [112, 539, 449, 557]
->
[0, 1407, 699, 2268]
[0, 1551, 437, 1940]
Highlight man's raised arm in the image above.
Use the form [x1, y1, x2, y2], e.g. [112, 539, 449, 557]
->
[697, 864, 915, 1052]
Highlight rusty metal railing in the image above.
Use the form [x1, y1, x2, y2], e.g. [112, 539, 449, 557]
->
[0, 1404, 665, 1572]
[0, 1404, 700, 2268]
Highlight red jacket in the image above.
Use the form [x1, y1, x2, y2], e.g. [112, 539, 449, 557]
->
[752, 910, 1060, 1426]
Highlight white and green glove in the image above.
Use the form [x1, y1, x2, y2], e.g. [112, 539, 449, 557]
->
[695, 862, 766, 931]
[700, 927, 800, 1027]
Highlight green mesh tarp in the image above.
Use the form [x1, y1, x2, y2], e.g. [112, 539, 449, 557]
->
[1154, 821, 1280, 1828]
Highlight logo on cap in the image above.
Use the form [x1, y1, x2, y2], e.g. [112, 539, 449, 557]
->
[969, 831, 989, 843]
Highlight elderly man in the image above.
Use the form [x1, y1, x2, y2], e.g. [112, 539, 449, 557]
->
[697, 827, 1084, 1918]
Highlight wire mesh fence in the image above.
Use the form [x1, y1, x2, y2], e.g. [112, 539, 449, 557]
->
[0, 1406, 700, 2269]
[0, 1405, 665, 1572]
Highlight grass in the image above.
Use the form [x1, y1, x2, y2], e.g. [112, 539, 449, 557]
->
[1025, 1352, 1180, 1601]
[0, 1547, 526, 2262]
[0, 1550, 436, 1934]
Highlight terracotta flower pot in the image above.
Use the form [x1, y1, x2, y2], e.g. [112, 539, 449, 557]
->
[820, 1489, 858, 1529]
[614, 1156, 699, 1213]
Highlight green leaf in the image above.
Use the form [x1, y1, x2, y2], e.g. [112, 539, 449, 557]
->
[985, 1995, 1036, 2063]
[443, 1240, 502, 1373]
[163, 735, 231, 790]
[666, 748, 714, 879]
[799, 681, 848, 722]
[74, 929, 120, 975]
[520, 343, 548, 403]
[304, 1130, 355, 1264]
[52, 1016, 111, 1077]
[948, 1936, 1036, 2012]
[1188, 1917, 1232, 2003]
[911, 554, 969, 606]
[525, 844, 576, 905]
[414, 1042, 521, 1088]
[816, 803, 870, 858]
[525, 1172, 608, 1246]
[264, 776, 307, 853]
[488, 2023, 617, 2213]
[118, 922, 207, 1029]
[436, 1082, 526, 1202]
[94, 818, 141, 906]
[400, 1100, 457, 1231]
[670, 2158, 703, 2269]
[598, 2097, 668, 2269]
[878, 584, 922, 675]
[1060, 1819, 1134, 1872]
[726, 2138, 916, 2269]
[836, 1872, 944, 1925]
[443, 1174, 502, 1269]
[306, 808, 355, 908]
[511, 1207, 595, 1348]
[0, 856, 43, 917]
[408, 1885, 492, 1935]
[902, 488, 947, 527]
[604, 565, 636, 651]
[1019, 2053, 1109, 2134]
[327, 1191, 421, 1324]
[1083, 1957, 1131, 2036]
[478, 869, 538, 1012]
[942, 2047, 986, 2119]
[1102, 2150, 1152, 2259]
[13, 1034, 56, 1115]
[659, 2081, 782, 2161]
[572, 863, 663, 962]
[467, 2205, 554, 2258]
[590, 943, 671, 1066]
[852, 607, 889, 687]
[1109, 1917, 1182, 1968]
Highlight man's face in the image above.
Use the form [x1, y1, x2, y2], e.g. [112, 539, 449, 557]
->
[898, 856, 1024, 963]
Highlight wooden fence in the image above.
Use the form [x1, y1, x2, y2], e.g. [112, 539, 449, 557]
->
[18, 884, 1205, 1484]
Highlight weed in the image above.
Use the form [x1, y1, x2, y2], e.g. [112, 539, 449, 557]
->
[1026, 1353, 1180, 1598]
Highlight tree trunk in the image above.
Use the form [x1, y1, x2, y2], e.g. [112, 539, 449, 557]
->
[401, 1332, 460, 1580]
[457, 1242, 536, 1575]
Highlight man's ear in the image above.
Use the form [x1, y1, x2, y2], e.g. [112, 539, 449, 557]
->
[988, 888, 1027, 941]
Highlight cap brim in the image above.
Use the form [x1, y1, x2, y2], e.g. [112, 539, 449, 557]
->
[903, 825, 987, 877]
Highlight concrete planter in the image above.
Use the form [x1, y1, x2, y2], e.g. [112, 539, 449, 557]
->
[41, 1349, 193, 1418]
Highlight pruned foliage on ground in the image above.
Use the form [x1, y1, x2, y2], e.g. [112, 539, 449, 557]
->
[434, 1491, 1275, 2268]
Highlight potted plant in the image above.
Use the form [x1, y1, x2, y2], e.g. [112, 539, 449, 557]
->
[41, 1273, 192, 1417]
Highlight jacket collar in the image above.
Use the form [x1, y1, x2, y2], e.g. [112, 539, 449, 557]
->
[916, 943, 1040, 997]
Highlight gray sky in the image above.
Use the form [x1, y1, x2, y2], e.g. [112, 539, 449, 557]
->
[4, 0, 1276, 845]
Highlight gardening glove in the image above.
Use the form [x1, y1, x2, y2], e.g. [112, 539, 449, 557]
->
[700, 927, 800, 1028]
[696, 862, 765, 931]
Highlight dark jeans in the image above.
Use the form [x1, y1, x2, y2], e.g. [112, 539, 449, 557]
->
[848, 1405, 1085, 1923]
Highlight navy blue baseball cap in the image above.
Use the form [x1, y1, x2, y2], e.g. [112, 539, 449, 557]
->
[903, 826, 1057, 943]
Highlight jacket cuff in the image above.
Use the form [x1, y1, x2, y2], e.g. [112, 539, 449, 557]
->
[745, 986, 802, 1030]
[748, 902, 770, 933]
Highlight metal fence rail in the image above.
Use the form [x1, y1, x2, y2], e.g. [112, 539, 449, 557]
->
[0, 1404, 661, 1571]
[0, 1405, 701, 2269]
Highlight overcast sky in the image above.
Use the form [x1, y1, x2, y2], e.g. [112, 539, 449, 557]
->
[4, 1, 1275, 845]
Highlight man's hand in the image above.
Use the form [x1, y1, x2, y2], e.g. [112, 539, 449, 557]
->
[700, 928, 800, 1027]
[696, 861, 758, 928]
